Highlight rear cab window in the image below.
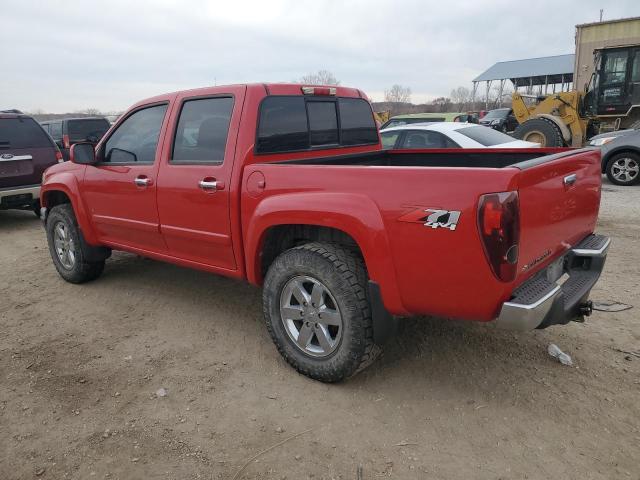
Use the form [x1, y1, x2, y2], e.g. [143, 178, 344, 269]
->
[67, 118, 110, 142]
[0, 117, 54, 149]
[456, 126, 517, 146]
[256, 96, 378, 154]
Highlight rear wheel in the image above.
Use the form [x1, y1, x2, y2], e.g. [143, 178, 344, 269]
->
[46, 204, 105, 283]
[513, 118, 564, 147]
[263, 242, 380, 382]
[606, 152, 640, 186]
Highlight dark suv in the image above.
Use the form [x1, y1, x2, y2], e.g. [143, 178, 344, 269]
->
[479, 108, 518, 133]
[1, 111, 62, 214]
[40, 117, 110, 161]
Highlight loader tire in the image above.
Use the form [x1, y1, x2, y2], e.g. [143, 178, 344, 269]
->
[513, 118, 564, 147]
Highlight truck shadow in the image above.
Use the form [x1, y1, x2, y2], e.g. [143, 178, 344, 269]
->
[0, 209, 41, 229]
[96, 252, 561, 396]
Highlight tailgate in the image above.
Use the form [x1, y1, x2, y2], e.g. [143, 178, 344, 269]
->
[0, 146, 55, 189]
[514, 148, 602, 283]
[0, 117, 58, 189]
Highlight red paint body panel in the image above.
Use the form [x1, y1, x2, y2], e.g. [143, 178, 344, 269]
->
[41, 83, 603, 323]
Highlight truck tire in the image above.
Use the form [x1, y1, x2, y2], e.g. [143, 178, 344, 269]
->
[46, 204, 105, 283]
[605, 152, 640, 186]
[513, 118, 564, 147]
[263, 242, 380, 382]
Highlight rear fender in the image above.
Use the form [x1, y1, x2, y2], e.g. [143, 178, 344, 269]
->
[41, 174, 99, 245]
[245, 192, 407, 315]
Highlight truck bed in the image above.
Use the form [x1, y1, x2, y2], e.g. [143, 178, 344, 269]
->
[245, 147, 602, 321]
[274, 147, 571, 169]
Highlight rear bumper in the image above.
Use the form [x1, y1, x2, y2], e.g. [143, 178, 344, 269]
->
[0, 184, 40, 209]
[494, 234, 610, 331]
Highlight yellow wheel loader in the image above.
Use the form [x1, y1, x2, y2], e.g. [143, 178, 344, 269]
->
[513, 45, 640, 147]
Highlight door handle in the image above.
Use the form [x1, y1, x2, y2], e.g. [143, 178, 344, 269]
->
[563, 174, 577, 186]
[199, 178, 224, 192]
[134, 176, 152, 187]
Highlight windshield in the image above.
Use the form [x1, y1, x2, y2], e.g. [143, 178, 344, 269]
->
[483, 109, 509, 120]
[68, 119, 110, 142]
[456, 126, 518, 146]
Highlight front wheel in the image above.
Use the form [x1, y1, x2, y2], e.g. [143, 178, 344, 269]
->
[263, 242, 380, 382]
[46, 204, 105, 283]
[605, 152, 640, 186]
[513, 118, 564, 147]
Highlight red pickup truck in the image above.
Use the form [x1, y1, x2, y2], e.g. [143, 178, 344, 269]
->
[40, 83, 610, 382]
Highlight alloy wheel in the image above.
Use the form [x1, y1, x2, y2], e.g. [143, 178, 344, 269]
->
[279, 275, 343, 357]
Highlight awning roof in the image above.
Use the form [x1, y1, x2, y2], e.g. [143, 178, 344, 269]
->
[473, 54, 575, 86]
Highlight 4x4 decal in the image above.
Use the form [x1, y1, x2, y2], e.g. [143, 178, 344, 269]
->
[398, 208, 461, 231]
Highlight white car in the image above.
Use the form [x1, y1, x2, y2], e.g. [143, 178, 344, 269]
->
[380, 122, 540, 149]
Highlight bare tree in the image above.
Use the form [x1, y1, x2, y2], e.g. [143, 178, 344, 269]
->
[83, 108, 102, 115]
[450, 86, 471, 111]
[431, 96, 453, 113]
[298, 70, 340, 85]
[384, 84, 411, 104]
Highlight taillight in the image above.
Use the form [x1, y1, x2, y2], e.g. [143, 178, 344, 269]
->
[477, 191, 520, 282]
[55, 150, 64, 163]
[63, 134, 70, 149]
[301, 86, 337, 96]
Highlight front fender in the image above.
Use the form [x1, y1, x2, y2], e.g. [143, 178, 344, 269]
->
[41, 173, 99, 245]
[244, 192, 408, 315]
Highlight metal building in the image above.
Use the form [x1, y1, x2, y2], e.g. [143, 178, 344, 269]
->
[472, 54, 575, 108]
[574, 16, 640, 91]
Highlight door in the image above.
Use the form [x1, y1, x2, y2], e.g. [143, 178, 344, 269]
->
[598, 49, 630, 115]
[83, 103, 170, 252]
[156, 86, 246, 270]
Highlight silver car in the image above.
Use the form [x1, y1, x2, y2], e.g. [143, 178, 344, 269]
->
[590, 129, 640, 186]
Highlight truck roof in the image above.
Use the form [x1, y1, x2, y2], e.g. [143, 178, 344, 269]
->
[130, 83, 368, 110]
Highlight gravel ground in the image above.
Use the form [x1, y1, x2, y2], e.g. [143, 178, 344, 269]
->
[1, 178, 639, 480]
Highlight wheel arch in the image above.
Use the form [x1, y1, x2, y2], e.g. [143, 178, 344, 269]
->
[41, 178, 99, 245]
[601, 147, 640, 173]
[244, 192, 407, 315]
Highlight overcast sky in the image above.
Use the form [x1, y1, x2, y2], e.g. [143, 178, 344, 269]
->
[1, 0, 639, 113]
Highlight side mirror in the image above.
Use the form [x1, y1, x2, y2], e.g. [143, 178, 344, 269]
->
[70, 142, 97, 165]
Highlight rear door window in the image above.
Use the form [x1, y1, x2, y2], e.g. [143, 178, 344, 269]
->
[400, 130, 458, 149]
[68, 119, 110, 143]
[0, 118, 53, 149]
[171, 97, 234, 164]
[102, 104, 167, 164]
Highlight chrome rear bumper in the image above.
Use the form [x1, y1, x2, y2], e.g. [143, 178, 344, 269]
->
[494, 234, 610, 331]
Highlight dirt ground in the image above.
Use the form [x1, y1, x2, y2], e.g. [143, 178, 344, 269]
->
[1, 179, 639, 480]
